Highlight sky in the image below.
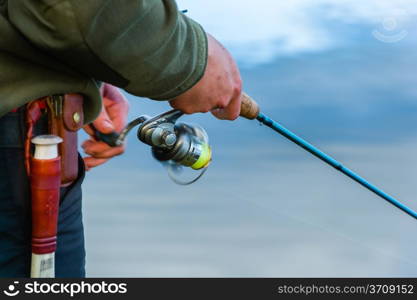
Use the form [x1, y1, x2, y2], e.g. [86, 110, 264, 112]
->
[178, 0, 417, 64]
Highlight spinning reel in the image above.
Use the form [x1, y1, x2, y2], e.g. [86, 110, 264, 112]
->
[93, 109, 212, 185]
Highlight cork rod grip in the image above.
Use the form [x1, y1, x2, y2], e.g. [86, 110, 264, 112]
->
[240, 93, 260, 120]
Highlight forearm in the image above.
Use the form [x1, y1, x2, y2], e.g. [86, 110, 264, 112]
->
[8, 0, 208, 100]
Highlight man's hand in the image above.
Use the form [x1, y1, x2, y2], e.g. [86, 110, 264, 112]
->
[82, 83, 129, 170]
[169, 33, 243, 120]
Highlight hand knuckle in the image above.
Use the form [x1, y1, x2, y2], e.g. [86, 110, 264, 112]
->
[123, 98, 130, 109]
[233, 79, 243, 95]
[236, 77, 243, 90]
[183, 107, 194, 114]
[218, 96, 229, 108]
[225, 109, 239, 120]
[201, 106, 211, 113]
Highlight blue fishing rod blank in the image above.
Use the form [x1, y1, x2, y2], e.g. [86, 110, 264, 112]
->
[256, 112, 417, 221]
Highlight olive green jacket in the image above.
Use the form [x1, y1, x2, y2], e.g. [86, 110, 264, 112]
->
[0, 0, 207, 123]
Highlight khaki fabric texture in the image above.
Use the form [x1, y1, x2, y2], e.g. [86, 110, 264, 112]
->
[0, 0, 208, 123]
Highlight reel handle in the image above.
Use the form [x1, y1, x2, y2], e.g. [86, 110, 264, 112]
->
[240, 93, 260, 120]
[89, 124, 122, 147]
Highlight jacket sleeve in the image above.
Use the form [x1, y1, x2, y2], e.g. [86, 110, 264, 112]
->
[8, 0, 208, 100]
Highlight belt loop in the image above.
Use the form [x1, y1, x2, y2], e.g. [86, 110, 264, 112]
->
[25, 99, 48, 175]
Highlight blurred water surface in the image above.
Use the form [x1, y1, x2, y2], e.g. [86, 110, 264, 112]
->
[82, 2, 417, 277]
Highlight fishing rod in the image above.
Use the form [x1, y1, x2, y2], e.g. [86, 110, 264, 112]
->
[240, 94, 417, 221]
[95, 93, 417, 221]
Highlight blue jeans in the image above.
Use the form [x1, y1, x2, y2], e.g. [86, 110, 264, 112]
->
[0, 111, 86, 277]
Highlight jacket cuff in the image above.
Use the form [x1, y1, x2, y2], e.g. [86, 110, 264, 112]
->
[150, 17, 208, 100]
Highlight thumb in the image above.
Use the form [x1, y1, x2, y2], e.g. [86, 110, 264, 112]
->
[93, 105, 115, 134]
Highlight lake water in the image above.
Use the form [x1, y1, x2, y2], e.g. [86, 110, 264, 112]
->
[81, 31, 417, 277]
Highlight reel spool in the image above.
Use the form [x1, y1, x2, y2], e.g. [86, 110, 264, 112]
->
[150, 122, 211, 185]
[149, 123, 211, 170]
[93, 109, 212, 185]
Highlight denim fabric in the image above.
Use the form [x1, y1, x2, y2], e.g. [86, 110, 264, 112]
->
[0, 111, 86, 277]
